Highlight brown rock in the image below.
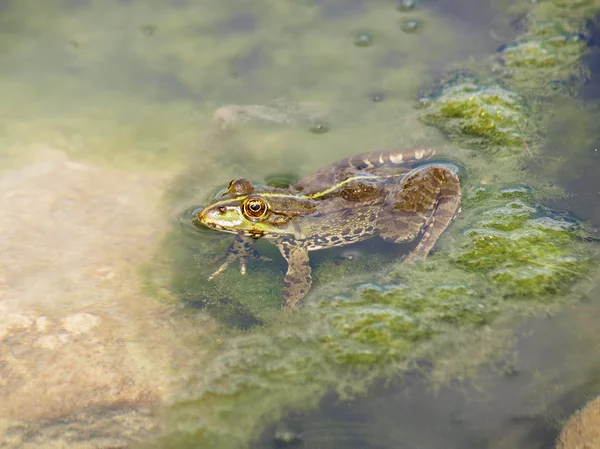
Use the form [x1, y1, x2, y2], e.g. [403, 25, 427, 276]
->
[0, 149, 214, 448]
[556, 395, 600, 449]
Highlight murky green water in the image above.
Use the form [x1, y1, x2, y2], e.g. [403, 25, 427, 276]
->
[0, 0, 599, 448]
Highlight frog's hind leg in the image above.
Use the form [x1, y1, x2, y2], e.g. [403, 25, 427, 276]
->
[377, 165, 461, 263]
[404, 165, 461, 263]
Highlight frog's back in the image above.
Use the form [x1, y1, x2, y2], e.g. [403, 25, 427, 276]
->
[292, 148, 436, 195]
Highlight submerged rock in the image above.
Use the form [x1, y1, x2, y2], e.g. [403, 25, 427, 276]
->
[0, 150, 206, 448]
[556, 395, 600, 449]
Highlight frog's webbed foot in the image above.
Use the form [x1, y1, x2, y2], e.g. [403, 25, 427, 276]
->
[207, 234, 271, 281]
[276, 239, 311, 309]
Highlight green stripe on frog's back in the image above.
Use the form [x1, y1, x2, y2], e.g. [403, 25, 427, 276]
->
[206, 149, 437, 208]
[302, 175, 380, 199]
[206, 174, 382, 208]
[256, 173, 386, 200]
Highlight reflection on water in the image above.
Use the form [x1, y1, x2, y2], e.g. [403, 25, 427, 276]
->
[0, 0, 598, 448]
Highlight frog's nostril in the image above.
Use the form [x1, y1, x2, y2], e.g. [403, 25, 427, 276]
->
[218, 206, 227, 213]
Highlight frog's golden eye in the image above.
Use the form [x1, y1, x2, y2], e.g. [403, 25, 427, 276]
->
[243, 197, 268, 219]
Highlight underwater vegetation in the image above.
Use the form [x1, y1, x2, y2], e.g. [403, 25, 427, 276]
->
[147, 0, 600, 448]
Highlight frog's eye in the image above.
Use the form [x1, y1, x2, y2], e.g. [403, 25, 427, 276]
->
[229, 179, 254, 196]
[242, 197, 268, 219]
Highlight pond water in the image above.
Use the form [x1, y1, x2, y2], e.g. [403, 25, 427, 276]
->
[0, 0, 598, 448]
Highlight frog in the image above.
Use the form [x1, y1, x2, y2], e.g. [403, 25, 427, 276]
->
[195, 148, 461, 309]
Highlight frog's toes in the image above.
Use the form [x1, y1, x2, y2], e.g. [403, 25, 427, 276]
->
[207, 261, 232, 281]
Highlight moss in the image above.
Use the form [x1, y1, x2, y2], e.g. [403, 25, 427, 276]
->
[321, 303, 435, 364]
[499, 184, 533, 199]
[491, 3, 596, 96]
[496, 37, 585, 70]
[419, 80, 527, 152]
[454, 198, 592, 298]
[548, 0, 600, 15]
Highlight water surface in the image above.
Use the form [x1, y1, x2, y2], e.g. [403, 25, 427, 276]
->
[0, 1, 598, 448]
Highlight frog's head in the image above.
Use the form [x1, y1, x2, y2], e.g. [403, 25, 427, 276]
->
[195, 179, 316, 239]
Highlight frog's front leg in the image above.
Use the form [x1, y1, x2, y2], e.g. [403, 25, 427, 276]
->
[207, 233, 271, 281]
[275, 239, 312, 309]
[377, 164, 461, 263]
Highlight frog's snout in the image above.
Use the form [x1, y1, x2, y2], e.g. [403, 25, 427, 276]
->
[195, 205, 242, 231]
[192, 207, 210, 228]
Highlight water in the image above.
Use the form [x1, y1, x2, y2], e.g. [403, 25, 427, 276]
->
[541, 19, 600, 228]
[0, 1, 598, 448]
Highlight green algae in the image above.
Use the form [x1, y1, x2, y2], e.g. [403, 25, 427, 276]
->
[419, 79, 528, 152]
[499, 184, 533, 198]
[453, 199, 593, 298]
[491, 0, 600, 96]
[493, 35, 588, 95]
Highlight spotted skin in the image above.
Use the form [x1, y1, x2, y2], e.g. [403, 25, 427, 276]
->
[197, 148, 462, 309]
